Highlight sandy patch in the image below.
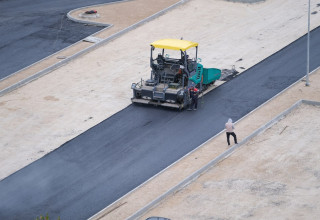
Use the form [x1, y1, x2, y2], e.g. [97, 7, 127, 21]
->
[141, 103, 320, 219]
[0, 0, 320, 182]
[69, 0, 180, 39]
[0, 0, 180, 93]
[91, 67, 320, 220]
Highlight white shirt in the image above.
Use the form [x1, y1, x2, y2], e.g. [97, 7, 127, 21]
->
[225, 122, 234, 132]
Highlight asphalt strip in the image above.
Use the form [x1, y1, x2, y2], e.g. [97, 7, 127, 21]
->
[0, 19, 320, 220]
[0, 0, 186, 97]
[0, 15, 320, 219]
[127, 86, 320, 220]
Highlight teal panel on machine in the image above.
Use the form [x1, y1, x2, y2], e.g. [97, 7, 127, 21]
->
[203, 68, 221, 84]
[190, 64, 221, 85]
[190, 63, 203, 85]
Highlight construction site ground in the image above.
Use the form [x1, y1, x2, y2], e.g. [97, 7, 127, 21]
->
[141, 99, 320, 220]
[0, 0, 320, 219]
[0, 0, 179, 91]
[95, 68, 320, 220]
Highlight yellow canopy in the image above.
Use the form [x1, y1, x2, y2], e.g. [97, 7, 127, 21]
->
[151, 39, 198, 51]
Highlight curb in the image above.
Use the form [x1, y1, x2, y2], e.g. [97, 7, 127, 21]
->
[125, 64, 320, 219]
[89, 64, 319, 220]
[0, 0, 187, 97]
[127, 99, 320, 220]
[66, 0, 132, 27]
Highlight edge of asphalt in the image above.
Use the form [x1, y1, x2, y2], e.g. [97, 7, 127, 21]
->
[66, 0, 129, 27]
[125, 67, 320, 220]
[89, 63, 320, 220]
[128, 100, 320, 219]
[0, 0, 188, 97]
[2, 0, 319, 217]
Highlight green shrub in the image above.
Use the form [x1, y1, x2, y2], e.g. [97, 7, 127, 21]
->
[35, 213, 60, 220]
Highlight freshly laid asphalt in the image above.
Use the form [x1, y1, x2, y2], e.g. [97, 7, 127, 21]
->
[0, 0, 119, 80]
[0, 27, 319, 219]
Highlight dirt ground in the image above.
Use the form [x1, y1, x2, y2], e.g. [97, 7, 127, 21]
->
[0, 0, 180, 180]
[1, 0, 320, 182]
[69, 0, 180, 39]
[0, 0, 179, 92]
[141, 103, 320, 219]
[0, 0, 320, 218]
[92, 67, 320, 220]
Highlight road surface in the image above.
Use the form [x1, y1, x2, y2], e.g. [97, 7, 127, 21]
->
[0, 0, 119, 79]
[0, 27, 319, 219]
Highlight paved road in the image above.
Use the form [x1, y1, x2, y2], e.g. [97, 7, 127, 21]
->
[0, 0, 119, 80]
[0, 27, 319, 219]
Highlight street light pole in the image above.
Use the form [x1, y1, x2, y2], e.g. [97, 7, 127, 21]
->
[306, 0, 311, 86]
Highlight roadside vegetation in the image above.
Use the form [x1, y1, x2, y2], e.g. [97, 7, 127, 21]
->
[35, 214, 60, 220]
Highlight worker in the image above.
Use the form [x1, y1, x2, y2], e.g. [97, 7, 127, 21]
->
[225, 118, 238, 146]
[174, 67, 183, 83]
[175, 66, 188, 87]
[188, 86, 199, 110]
[156, 53, 165, 66]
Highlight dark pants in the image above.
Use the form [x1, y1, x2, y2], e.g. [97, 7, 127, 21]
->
[226, 132, 237, 145]
[191, 97, 198, 109]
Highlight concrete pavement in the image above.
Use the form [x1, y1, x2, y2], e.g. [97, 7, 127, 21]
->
[0, 26, 319, 220]
[1, 0, 320, 182]
[1, 0, 320, 219]
[141, 100, 320, 219]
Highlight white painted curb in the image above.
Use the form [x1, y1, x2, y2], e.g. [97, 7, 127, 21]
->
[66, 0, 132, 27]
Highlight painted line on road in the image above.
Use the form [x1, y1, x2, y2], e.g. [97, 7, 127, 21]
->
[0, 0, 188, 97]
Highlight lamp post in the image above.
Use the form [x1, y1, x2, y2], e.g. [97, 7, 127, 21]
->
[306, 0, 311, 86]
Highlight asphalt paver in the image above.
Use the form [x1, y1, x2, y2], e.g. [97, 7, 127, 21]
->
[0, 26, 319, 220]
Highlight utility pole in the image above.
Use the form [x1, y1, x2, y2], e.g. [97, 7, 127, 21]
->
[306, 0, 311, 86]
